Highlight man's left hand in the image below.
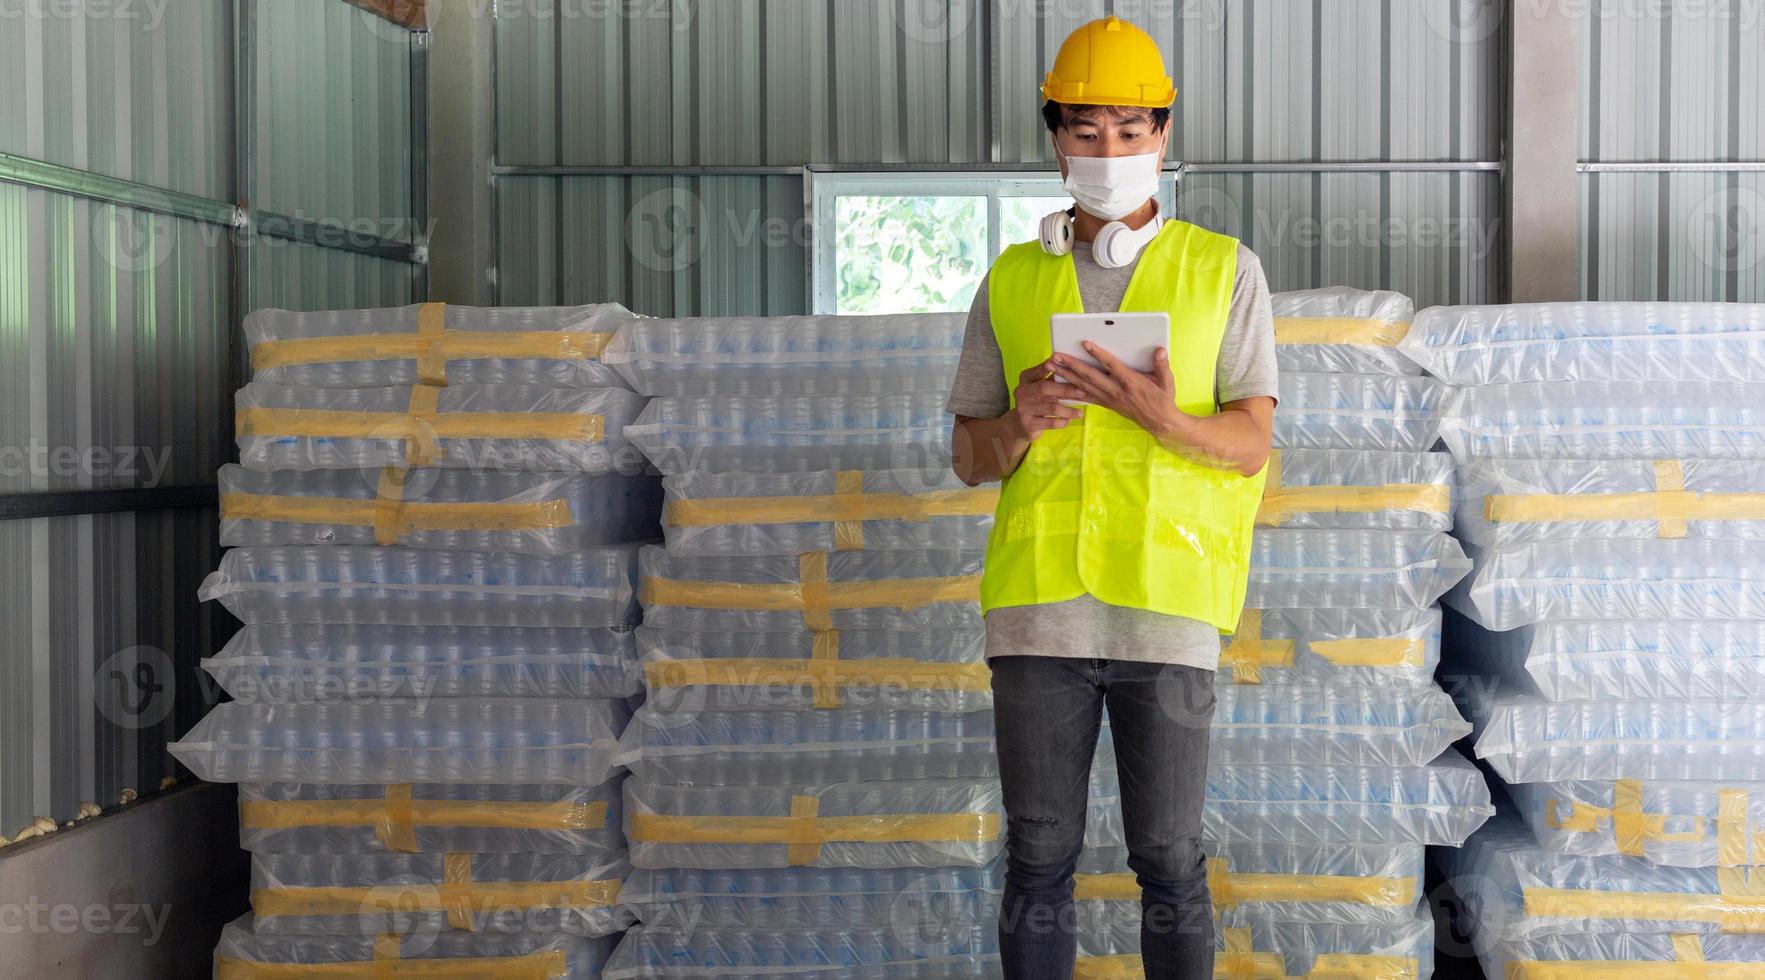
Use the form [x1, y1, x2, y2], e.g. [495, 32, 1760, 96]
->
[1051, 342, 1192, 439]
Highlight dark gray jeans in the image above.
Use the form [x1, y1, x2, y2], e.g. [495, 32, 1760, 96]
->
[990, 656, 1216, 980]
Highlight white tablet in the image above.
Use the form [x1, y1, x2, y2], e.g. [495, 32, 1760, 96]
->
[1051, 312, 1170, 406]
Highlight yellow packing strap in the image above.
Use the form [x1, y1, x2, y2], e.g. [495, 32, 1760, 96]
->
[1273, 316, 1411, 348]
[1523, 866, 1765, 933]
[1507, 932, 1763, 978]
[1221, 609, 1427, 684]
[1073, 862, 1414, 910]
[1256, 449, 1449, 527]
[237, 385, 604, 468]
[640, 551, 981, 630]
[1546, 784, 1722, 858]
[642, 649, 991, 712]
[221, 468, 575, 547]
[241, 786, 610, 854]
[628, 794, 1001, 867]
[1485, 459, 1765, 538]
[215, 933, 571, 980]
[252, 853, 621, 928]
[1074, 937, 1417, 979]
[663, 470, 1000, 551]
[250, 302, 616, 387]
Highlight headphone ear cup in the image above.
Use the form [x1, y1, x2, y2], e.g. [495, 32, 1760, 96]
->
[1092, 217, 1163, 269]
[1039, 210, 1075, 257]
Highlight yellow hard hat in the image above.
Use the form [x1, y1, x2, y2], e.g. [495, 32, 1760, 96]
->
[1041, 16, 1176, 108]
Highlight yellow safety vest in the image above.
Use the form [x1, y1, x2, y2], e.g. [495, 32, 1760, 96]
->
[981, 219, 1266, 630]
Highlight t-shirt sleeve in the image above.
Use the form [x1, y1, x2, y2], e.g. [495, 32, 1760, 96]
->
[944, 274, 1013, 419]
[1216, 244, 1280, 406]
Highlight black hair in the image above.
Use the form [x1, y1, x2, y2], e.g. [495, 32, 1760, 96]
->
[1042, 100, 1172, 134]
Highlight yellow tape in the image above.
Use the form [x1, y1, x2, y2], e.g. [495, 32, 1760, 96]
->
[221, 492, 574, 546]
[1523, 873, 1765, 933]
[241, 798, 608, 836]
[1220, 609, 1425, 684]
[443, 853, 473, 930]
[664, 483, 999, 531]
[237, 393, 604, 467]
[640, 570, 980, 625]
[214, 949, 571, 979]
[800, 553, 832, 632]
[642, 657, 991, 701]
[1543, 781, 1710, 858]
[384, 784, 417, 854]
[251, 301, 615, 387]
[627, 809, 1001, 863]
[1256, 449, 1448, 526]
[1507, 931, 1765, 978]
[1074, 949, 1419, 979]
[833, 470, 866, 551]
[1485, 458, 1765, 537]
[1072, 865, 1413, 909]
[1719, 790, 1751, 867]
[252, 877, 621, 922]
[1273, 317, 1410, 347]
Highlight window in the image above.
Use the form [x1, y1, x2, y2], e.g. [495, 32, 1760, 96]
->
[808, 172, 1180, 315]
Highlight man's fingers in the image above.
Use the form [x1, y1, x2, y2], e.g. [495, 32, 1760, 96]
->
[1152, 347, 1175, 389]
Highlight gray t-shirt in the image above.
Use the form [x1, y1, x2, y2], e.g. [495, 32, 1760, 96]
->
[946, 240, 1279, 670]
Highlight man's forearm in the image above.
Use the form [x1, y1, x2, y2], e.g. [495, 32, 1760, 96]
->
[952, 415, 1032, 486]
[1150, 403, 1273, 477]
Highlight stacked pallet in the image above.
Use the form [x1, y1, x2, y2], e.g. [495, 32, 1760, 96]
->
[171, 302, 660, 978]
[1068, 288, 1490, 976]
[1405, 301, 1765, 974]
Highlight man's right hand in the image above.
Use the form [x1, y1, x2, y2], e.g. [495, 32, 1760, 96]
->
[1008, 359, 1086, 442]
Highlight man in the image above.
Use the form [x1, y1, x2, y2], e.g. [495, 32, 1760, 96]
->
[945, 16, 1278, 980]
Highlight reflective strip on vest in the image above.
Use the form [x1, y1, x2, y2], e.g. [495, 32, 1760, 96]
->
[981, 220, 1266, 628]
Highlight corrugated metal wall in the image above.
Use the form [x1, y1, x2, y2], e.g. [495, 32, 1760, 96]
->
[492, 0, 1504, 313]
[1581, 0, 1765, 300]
[0, 0, 421, 835]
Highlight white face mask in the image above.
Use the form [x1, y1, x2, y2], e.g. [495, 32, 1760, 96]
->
[1058, 146, 1163, 222]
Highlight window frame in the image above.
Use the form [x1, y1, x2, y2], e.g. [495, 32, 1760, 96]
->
[806, 170, 1180, 315]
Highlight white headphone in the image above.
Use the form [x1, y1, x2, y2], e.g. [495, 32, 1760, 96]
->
[1038, 202, 1165, 269]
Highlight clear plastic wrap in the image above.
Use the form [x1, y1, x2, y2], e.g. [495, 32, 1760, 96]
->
[1076, 838, 1427, 928]
[1217, 606, 1442, 688]
[637, 546, 983, 633]
[1437, 380, 1765, 463]
[236, 382, 649, 473]
[1479, 930, 1765, 978]
[1455, 458, 1765, 547]
[623, 777, 1002, 870]
[1269, 286, 1421, 376]
[1089, 750, 1491, 848]
[1129, 683, 1470, 769]
[1443, 810, 1765, 944]
[603, 313, 965, 396]
[219, 465, 663, 554]
[1448, 617, 1765, 703]
[1398, 301, 1765, 386]
[204, 624, 640, 703]
[1461, 681, 1765, 783]
[617, 865, 1000, 932]
[617, 703, 997, 786]
[637, 626, 989, 713]
[249, 851, 631, 937]
[659, 469, 995, 557]
[1450, 538, 1765, 631]
[1273, 372, 1444, 453]
[603, 924, 999, 979]
[1256, 449, 1453, 532]
[215, 916, 620, 979]
[199, 545, 642, 629]
[169, 698, 629, 786]
[1509, 778, 1765, 868]
[625, 394, 954, 476]
[1077, 910, 1435, 980]
[237, 780, 626, 857]
[1246, 530, 1470, 611]
[244, 302, 636, 388]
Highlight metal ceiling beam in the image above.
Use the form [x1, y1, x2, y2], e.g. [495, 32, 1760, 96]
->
[0, 151, 241, 228]
[0, 486, 218, 523]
